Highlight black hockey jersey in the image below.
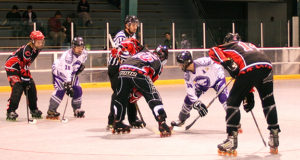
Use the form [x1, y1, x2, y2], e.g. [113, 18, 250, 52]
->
[5, 44, 40, 78]
[209, 41, 272, 74]
[119, 50, 162, 81]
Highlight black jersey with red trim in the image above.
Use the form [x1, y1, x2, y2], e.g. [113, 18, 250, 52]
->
[208, 41, 272, 74]
[5, 44, 40, 78]
[119, 50, 162, 81]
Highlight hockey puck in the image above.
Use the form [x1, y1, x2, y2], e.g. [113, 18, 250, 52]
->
[61, 118, 68, 123]
[29, 119, 37, 124]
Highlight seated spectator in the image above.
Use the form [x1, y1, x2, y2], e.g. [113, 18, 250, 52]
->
[163, 32, 177, 49]
[63, 15, 77, 44]
[180, 33, 191, 49]
[22, 5, 37, 36]
[48, 10, 66, 46]
[77, 0, 92, 26]
[6, 5, 21, 37]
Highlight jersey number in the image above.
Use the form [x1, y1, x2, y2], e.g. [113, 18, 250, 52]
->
[65, 65, 71, 70]
[238, 42, 257, 52]
[136, 53, 158, 62]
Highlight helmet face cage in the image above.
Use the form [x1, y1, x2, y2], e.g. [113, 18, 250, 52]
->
[223, 33, 241, 43]
[72, 37, 85, 48]
[154, 45, 168, 62]
[176, 51, 193, 71]
[125, 15, 139, 26]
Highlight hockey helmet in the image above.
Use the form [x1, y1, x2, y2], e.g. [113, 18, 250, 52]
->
[176, 51, 193, 72]
[30, 30, 44, 41]
[72, 37, 85, 48]
[153, 45, 168, 64]
[125, 15, 139, 26]
[223, 32, 241, 43]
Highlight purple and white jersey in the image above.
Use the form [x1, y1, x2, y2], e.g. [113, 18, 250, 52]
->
[52, 49, 87, 82]
[184, 57, 225, 104]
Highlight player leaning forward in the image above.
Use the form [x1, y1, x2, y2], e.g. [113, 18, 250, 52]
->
[5, 30, 45, 121]
[209, 33, 280, 155]
[46, 37, 87, 119]
[171, 51, 228, 127]
[112, 46, 172, 137]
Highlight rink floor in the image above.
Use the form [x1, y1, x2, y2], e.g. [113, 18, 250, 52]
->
[0, 79, 299, 160]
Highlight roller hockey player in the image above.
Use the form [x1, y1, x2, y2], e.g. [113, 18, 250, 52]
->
[112, 45, 172, 137]
[209, 33, 280, 156]
[4, 30, 45, 121]
[107, 15, 144, 130]
[46, 37, 87, 120]
[171, 51, 228, 127]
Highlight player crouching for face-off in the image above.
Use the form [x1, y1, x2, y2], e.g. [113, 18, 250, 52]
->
[112, 45, 172, 137]
[46, 37, 87, 120]
[171, 51, 230, 127]
[5, 30, 45, 121]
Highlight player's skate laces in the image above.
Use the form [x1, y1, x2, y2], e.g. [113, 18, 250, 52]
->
[218, 131, 238, 156]
[112, 121, 131, 134]
[46, 110, 60, 120]
[74, 109, 85, 118]
[31, 109, 43, 119]
[6, 111, 18, 121]
[268, 128, 279, 154]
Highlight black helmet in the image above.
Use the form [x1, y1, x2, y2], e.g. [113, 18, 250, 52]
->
[125, 15, 139, 26]
[153, 45, 168, 64]
[72, 37, 84, 48]
[176, 51, 193, 72]
[223, 33, 241, 43]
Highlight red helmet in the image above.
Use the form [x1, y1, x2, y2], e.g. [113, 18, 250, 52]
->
[30, 30, 45, 41]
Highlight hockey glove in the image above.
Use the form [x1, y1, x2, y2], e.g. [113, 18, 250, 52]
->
[193, 100, 208, 117]
[63, 82, 74, 97]
[243, 92, 255, 112]
[76, 64, 85, 75]
[129, 88, 143, 103]
[221, 59, 240, 78]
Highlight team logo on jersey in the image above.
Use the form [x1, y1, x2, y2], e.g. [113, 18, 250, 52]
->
[194, 76, 210, 88]
[24, 51, 31, 57]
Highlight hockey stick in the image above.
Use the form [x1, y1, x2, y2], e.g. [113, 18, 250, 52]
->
[134, 103, 146, 127]
[185, 78, 234, 130]
[61, 75, 77, 123]
[135, 103, 160, 135]
[25, 86, 37, 124]
[251, 111, 267, 147]
[108, 34, 116, 48]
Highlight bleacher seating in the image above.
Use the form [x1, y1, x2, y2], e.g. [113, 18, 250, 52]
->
[0, 0, 199, 51]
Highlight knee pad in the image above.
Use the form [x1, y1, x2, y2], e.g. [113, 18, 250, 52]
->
[72, 86, 82, 99]
[226, 106, 241, 133]
[184, 96, 193, 106]
[8, 82, 24, 110]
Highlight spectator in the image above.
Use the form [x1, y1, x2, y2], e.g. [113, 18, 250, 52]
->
[6, 5, 21, 37]
[48, 10, 66, 46]
[180, 33, 191, 49]
[77, 0, 92, 26]
[163, 32, 177, 49]
[22, 5, 37, 36]
[63, 15, 77, 44]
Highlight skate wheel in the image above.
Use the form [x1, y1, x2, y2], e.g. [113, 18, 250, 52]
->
[217, 149, 226, 156]
[270, 148, 278, 154]
[229, 150, 237, 157]
[238, 128, 243, 134]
